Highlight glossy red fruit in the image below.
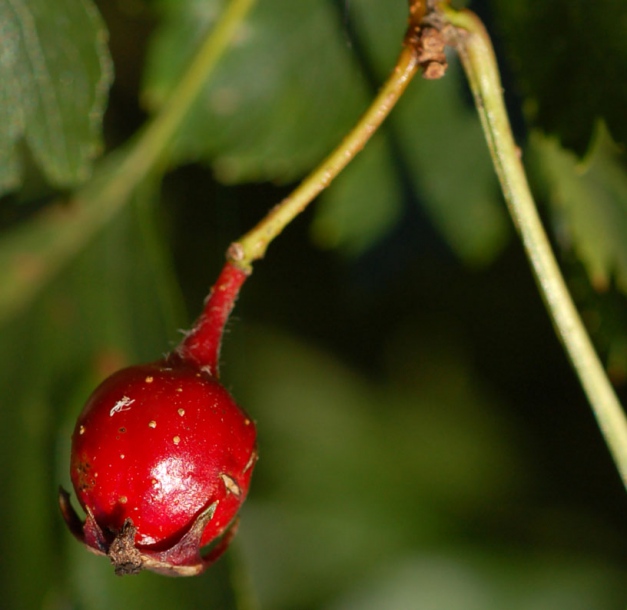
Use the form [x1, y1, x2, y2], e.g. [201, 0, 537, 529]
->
[60, 263, 257, 576]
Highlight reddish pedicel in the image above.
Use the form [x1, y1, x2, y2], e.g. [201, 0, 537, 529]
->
[60, 263, 257, 576]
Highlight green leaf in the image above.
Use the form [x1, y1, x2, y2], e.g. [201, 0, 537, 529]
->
[140, 0, 223, 105]
[143, 0, 368, 183]
[0, 143, 164, 326]
[0, 0, 112, 195]
[489, 0, 627, 153]
[531, 125, 627, 293]
[393, 60, 510, 265]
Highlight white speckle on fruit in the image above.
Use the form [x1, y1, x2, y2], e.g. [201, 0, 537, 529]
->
[220, 474, 241, 496]
[149, 420, 157, 428]
[110, 396, 134, 417]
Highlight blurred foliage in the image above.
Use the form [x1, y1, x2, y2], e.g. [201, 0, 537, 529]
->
[143, 0, 368, 184]
[0, 0, 112, 196]
[143, 0, 508, 263]
[530, 124, 627, 294]
[488, 0, 627, 155]
[1, 0, 627, 609]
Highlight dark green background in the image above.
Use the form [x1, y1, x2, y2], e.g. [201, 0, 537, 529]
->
[1, 0, 626, 608]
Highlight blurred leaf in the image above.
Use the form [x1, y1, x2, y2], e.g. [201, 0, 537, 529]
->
[531, 125, 627, 293]
[140, 0, 222, 105]
[224, 323, 526, 609]
[0, 146, 153, 326]
[0, 162, 115, 326]
[0, 0, 112, 196]
[314, 3, 509, 263]
[142, 0, 368, 183]
[325, 551, 625, 610]
[395, 60, 510, 265]
[489, 0, 627, 153]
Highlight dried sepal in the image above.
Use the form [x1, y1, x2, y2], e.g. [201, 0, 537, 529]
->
[59, 488, 239, 576]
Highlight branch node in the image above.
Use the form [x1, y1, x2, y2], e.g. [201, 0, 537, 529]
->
[406, 1, 448, 79]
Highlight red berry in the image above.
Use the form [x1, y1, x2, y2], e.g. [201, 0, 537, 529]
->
[60, 263, 257, 576]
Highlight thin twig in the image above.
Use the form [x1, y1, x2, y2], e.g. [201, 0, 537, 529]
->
[225, 2, 458, 270]
[443, 7, 627, 488]
[228, 27, 426, 269]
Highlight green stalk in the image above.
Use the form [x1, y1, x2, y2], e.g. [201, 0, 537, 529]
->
[443, 7, 627, 487]
[230, 43, 420, 269]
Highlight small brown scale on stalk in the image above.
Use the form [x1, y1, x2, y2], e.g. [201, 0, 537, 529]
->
[407, 0, 449, 80]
